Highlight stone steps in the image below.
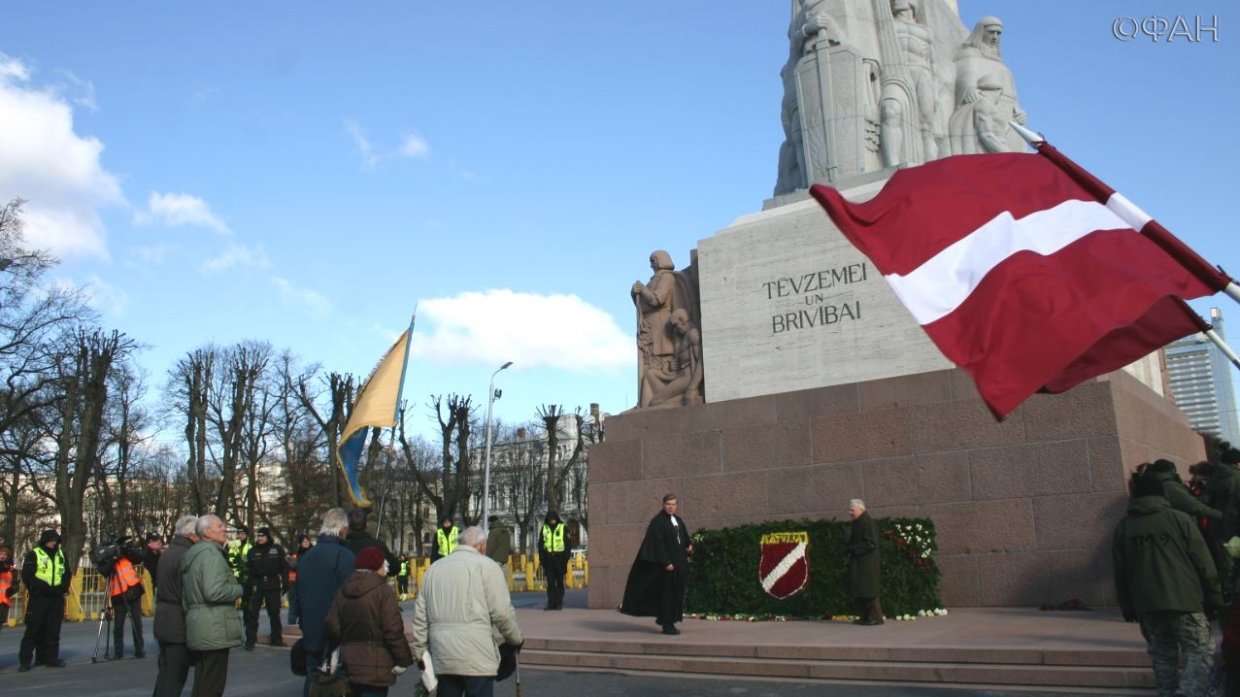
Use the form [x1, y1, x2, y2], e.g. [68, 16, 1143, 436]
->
[519, 638, 1156, 693]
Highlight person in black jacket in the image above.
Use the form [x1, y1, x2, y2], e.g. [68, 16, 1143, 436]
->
[18, 528, 69, 670]
[244, 527, 289, 649]
[151, 516, 198, 697]
[620, 494, 693, 635]
[142, 531, 164, 588]
[345, 508, 397, 573]
[1114, 472, 1221, 696]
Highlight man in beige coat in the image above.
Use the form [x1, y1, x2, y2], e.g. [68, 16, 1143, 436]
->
[412, 526, 522, 697]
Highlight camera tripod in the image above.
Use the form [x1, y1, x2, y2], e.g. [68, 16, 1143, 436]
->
[91, 570, 141, 664]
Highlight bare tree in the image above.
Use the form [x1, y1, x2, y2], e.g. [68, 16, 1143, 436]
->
[397, 395, 475, 523]
[26, 329, 136, 570]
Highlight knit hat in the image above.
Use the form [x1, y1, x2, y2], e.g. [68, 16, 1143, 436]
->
[1131, 474, 1165, 499]
[39, 529, 61, 544]
[1149, 459, 1177, 473]
[1224, 448, 1240, 466]
[355, 547, 386, 571]
[256, 527, 271, 537]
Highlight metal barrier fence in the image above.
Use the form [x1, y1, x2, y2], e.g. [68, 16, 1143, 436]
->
[4, 553, 589, 627]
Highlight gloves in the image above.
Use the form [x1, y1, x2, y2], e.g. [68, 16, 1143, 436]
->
[510, 641, 523, 653]
[4, 586, 16, 598]
[391, 665, 407, 675]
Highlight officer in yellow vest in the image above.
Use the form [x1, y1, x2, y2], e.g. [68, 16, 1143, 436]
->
[539, 511, 570, 610]
[432, 517, 459, 562]
[396, 553, 412, 600]
[18, 528, 70, 671]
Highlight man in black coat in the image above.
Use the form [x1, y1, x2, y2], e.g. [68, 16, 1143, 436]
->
[244, 527, 289, 649]
[620, 493, 693, 635]
[152, 516, 198, 697]
[18, 528, 69, 670]
[345, 507, 397, 572]
[846, 499, 883, 626]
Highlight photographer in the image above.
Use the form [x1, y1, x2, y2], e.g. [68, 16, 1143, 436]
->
[97, 534, 147, 659]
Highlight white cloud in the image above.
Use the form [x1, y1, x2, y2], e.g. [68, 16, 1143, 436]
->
[57, 70, 97, 111]
[344, 119, 379, 168]
[345, 119, 431, 167]
[0, 53, 123, 261]
[399, 133, 430, 159]
[270, 276, 332, 317]
[80, 274, 128, 315]
[135, 191, 231, 235]
[130, 243, 175, 266]
[200, 242, 270, 274]
[409, 290, 631, 371]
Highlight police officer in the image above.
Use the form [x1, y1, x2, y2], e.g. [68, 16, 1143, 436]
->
[396, 552, 411, 601]
[432, 517, 459, 562]
[228, 527, 252, 613]
[244, 527, 289, 649]
[539, 511, 570, 611]
[18, 529, 69, 671]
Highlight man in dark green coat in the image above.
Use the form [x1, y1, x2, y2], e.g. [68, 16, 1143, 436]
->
[846, 499, 882, 626]
[1114, 473, 1221, 697]
[1145, 459, 1222, 524]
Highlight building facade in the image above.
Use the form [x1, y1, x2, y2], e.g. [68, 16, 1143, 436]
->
[1165, 307, 1240, 444]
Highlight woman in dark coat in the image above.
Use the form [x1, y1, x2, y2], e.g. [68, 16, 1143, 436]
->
[620, 493, 693, 635]
[325, 547, 413, 697]
[846, 498, 883, 625]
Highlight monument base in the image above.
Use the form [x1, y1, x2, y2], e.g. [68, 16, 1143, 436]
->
[587, 367, 1203, 608]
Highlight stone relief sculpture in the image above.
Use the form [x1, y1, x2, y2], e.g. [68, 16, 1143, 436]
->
[948, 16, 1028, 155]
[641, 309, 704, 409]
[772, 2, 1026, 195]
[876, 0, 938, 167]
[632, 251, 703, 409]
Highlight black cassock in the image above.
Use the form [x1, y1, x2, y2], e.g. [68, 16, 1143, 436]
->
[620, 511, 691, 626]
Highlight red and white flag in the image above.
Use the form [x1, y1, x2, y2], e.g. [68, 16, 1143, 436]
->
[810, 147, 1230, 418]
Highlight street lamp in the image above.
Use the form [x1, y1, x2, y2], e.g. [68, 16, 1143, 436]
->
[482, 361, 513, 532]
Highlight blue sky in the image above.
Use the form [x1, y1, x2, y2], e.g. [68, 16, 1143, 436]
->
[1, 1, 1237, 438]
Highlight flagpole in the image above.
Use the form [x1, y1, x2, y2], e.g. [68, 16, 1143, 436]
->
[1205, 328, 1240, 372]
[394, 310, 417, 422]
[1011, 122, 1240, 307]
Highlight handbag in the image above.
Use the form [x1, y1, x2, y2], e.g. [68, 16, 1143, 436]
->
[308, 647, 351, 697]
[290, 638, 307, 676]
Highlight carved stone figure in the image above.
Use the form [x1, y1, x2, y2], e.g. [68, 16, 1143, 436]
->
[773, 0, 970, 196]
[633, 251, 700, 409]
[948, 16, 1028, 155]
[641, 309, 704, 409]
[877, 0, 938, 167]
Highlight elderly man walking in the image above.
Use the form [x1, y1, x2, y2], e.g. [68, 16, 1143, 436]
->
[181, 515, 243, 697]
[413, 526, 522, 697]
[293, 508, 355, 697]
[846, 499, 883, 626]
[152, 515, 198, 697]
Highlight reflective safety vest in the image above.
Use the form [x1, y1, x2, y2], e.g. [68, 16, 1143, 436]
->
[398, 560, 411, 577]
[288, 553, 299, 584]
[228, 541, 251, 579]
[542, 523, 567, 553]
[436, 527, 459, 557]
[33, 546, 66, 588]
[0, 568, 13, 606]
[109, 557, 141, 597]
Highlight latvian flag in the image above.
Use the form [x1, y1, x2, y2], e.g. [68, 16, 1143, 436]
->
[810, 146, 1230, 419]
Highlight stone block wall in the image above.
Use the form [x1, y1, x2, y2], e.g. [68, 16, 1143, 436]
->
[587, 368, 1204, 609]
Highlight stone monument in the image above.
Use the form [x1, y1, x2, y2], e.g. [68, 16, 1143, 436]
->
[596, 5, 1202, 609]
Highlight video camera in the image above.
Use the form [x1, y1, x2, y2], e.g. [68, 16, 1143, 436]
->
[89, 534, 137, 568]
